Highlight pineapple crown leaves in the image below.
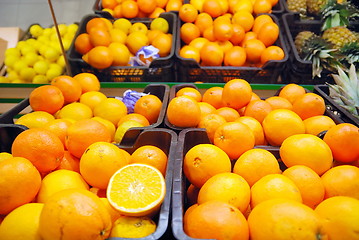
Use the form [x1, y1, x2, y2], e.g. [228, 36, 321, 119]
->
[320, 0, 359, 31]
[339, 42, 359, 68]
[328, 64, 359, 115]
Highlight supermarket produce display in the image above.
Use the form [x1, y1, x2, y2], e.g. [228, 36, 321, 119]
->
[0, 0, 359, 239]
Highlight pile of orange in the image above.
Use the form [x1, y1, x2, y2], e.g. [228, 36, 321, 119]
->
[178, 79, 359, 240]
[0, 73, 169, 239]
[74, 16, 173, 69]
[99, 0, 183, 18]
[178, 0, 285, 66]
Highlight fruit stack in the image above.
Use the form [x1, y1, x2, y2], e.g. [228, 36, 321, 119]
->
[0, 73, 176, 239]
[175, 0, 288, 83]
[1, 23, 78, 84]
[66, 12, 177, 82]
[166, 79, 359, 240]
[281, 0, 359, 84]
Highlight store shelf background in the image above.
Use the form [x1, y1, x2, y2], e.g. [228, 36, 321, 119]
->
[0, 0, 93, 30]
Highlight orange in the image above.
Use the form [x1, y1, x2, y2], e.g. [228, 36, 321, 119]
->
[323, 123, 359, 163]
[179, 3, 199, 23]
[187, 185, 200, 206]
[292, 93, 326, 120]
[243, 38, 266, 63]
[216, 40, 234, 53]
[243, 99, 272, 123]
[73, 72, 101, 93]
[117, 113, 150, 127]
[65, 119, 112, 158]
[235, 116, 266, 145]
[278, 83, 306, 104]
[257, 21, 279, 47]
[109, 42, 130, 66]
[151, 32, 172, 57]
[115, 120, 144, 144]
[126, 31, 149, 55]
[260, 45, 285, 64]
[129, 145, 168, 176]
[197, 113, 227, 143]
[165, 0, 183, 11]
[12, 128, 64, 173]
[88, 28, 111, 47]
[214, 121, 255, 159]
[179, 45, 200, 63]
[253, 0, 272, 15]
[134, 94, 162, 124]
[315, 196, 359, 240]
[92, 117, 117, 142]
[240, 31, 257, 47]
[121, 0, 139, 18]
[36, 169, 89, 203]
[43, 118, 73, 147]
[229, 24, 246, 45]
[86, 18, 108, 33]
[264, 96, 293, 110]
[248, 198, 327, 240]
[252, 13, 273, 34]
[183, 144, 232, 188]
[224, 46, 247, 66]
[167, 96, 201, 127]
[87, 46, 113, 69]
[202, 86, 225, 108]
[202, 0, 223, 18]
[38, 189, 112, 240]
[213, 18, 234, 41]
[189, 37, 210, 51]
[51, 75, 82, 104]
[102, 0, 117, 10]
[80, 142, 130, 189]
[55, 150, 80, 173]
[250, 174, 302, 208]
[232, 0, 253, 13]
[100, 197, 122, 224]
[149, 7, 166, 18]
[303, 115, 336, 136]
[74, 33, 93, 55]
[147, 29, 163, 44]
[321, 165, 359, 199]
[110, 215, 156, 238]
[107, 163, 166, 216]
[29, 85, 64, 115]
[0, 157, 41, 215]
[113, 5, 123, 18]
[198, 102, 216, 118]
[214, 106, 240, 122]
[93, 97, 128, 125]
[79, 91, 107, 111]
[137, 0, 157, 13]
[222, 78, 252, 109]
[129, 22, 148, 34]
[184, 200, 249, 240]
[280, 134, 333, 175]
[180, 22, 200, 45]
[57, 102, 93, 121]
[231, 11, 254, 32]
[283, 165, 325, 209]
[203, 25, 217, 42]
[233, 148, 281, 186]
[262, 109, 305, 146]
[194, 13, 213, 35]
[197, 172, 251, 213]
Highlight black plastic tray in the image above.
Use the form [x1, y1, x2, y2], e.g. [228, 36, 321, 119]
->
[175, 13, 288, 83]
[0, 84, 170, 146]
[313, 84, 359, 127]
[281, 12, 359, 84]
[66, 12, 177, 82]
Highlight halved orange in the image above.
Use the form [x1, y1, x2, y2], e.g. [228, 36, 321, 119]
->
[107, 163, 166, 217]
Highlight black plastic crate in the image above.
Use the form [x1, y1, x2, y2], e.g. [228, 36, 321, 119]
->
[175, 13, 288, 83]
[313, 84, 359, 127]
[281, 12, 359, 84]
[171, 128, 280, 240]
[66, 12, 177, 82]
[0, 123, 177, 240]
[0, 84, 170, 146]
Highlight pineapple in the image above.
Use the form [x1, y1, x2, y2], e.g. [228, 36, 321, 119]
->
[287, 0, 307, 15]
[322, 26, 358, 49]
[294, 31, 340, 77]
[307, 0, 347, 16]
[327, 64, 359, 119]
[339, 42, 359, 69]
